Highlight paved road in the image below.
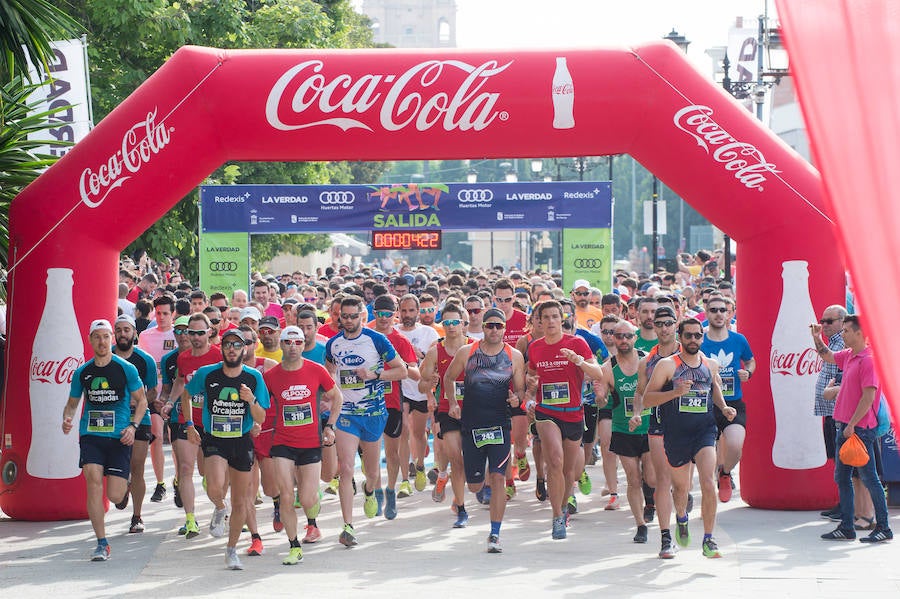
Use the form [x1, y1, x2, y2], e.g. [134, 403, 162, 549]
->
[2, 456, 899, 598]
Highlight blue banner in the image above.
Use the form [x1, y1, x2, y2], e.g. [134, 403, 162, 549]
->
[200, 182, 610, 233]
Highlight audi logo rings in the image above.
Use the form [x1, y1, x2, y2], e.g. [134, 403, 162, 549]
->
[457, 189, 494, 202]
[208, 261, 239, 272]
[573, 258, 604, 269]
[319, 191, 355, 205]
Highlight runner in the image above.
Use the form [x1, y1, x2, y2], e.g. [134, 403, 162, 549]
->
[62, 319, 147, 561]
[444, 308, 526, 553]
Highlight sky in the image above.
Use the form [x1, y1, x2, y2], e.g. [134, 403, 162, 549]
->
[450, 0, 777, 74]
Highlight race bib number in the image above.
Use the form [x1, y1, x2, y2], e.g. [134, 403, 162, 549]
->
[624, 396, 652, 418]
[472, 426, 504, 448]
[541, 382, 570, 406]
[191, 393, 204, 409]
[453, 381, 465, 403]
[87, 410, 115, 433]
[339, 369, 364, 390]
[721, 376, 735, 398]
[678, 389, 709, 414]
[283, 402, 313, 427]
[211, 414, 243, 438]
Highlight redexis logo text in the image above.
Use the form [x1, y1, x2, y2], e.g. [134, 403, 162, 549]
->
[457, 189, 494, 203]
[319, 191, 355, 205]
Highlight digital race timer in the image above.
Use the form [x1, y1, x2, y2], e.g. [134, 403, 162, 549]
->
[371, 230, 442, 250]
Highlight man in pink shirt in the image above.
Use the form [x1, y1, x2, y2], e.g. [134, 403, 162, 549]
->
[811, 315, 892, 543]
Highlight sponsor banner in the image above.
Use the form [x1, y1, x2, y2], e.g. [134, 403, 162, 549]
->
[200, 182, 610, 233]
[562, 228, 612, 293]
[199, 232, 250, 297]
[26, 38, 93, 159]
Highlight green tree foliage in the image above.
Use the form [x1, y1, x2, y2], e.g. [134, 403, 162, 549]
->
[0, 0, 83, 81]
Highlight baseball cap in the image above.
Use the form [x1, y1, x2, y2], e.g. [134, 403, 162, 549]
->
[221, 328, 246, 343]
[280, 325, 305, 342]
[259, 315, 279, 330]
[239, 307, 261, 322]
[654, 306, 677, 320]
[115, 314, 136, 328]
[482, 308, 506, 323]
[89, 319, 113, 335]
[572, 279, 591, 291]
[174, 315, 191, 327]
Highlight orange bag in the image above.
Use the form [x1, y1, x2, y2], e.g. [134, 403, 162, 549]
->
[839, 433, 870, 467]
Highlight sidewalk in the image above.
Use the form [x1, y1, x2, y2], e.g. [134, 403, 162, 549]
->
[2, 457, 899, 598]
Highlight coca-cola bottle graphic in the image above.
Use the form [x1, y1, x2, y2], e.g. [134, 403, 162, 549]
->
[770, 260, 826, 469]
[26, 268, 84, 479]
[552, 57, 575, 129]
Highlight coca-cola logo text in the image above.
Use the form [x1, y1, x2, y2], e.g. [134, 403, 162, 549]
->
[553, 83, 573, 95]
[30, 355, 84, 384]
[673, 105, 780, 192]
[79, 109, 173, 208]
[265, 59, 512, 133]
[770, 347, 823, 376]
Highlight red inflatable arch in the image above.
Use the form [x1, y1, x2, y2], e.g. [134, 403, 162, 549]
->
[1, 44, 842, 520]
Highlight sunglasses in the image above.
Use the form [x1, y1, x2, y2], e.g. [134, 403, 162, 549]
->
[484, 322, 505, 330]
[819, 318, 838, 325]
[495, 297, 514, 303]
[600, 329, 616, 335]
[466, 307, 483, 314]
[562, 313, 572, 320]
[707, 307, 728, 314]
[375, 311, 394, 319]
[340, 313, 361, 319]
[681, 332, 704, 340]
[187, 329, 208, 336]
[222, 341, 244, 350]
[573, 291, 589, 296]
[209, 318, 221, 325]
[613, 332, 635, 340]
[244, 340, 256, 346]
[282, 339, 304, 346]
[442, 319, 464, 327]
[260, 328, 278, 334]
[654, 320, 676, 328]
[303, 297, 317, 302]
[174, 328, 188, 335]
[419, 307, 437, 314]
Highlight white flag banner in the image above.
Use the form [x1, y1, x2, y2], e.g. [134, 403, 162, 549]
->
[26, 37, 93, 159]
[727, 26, 759, 84]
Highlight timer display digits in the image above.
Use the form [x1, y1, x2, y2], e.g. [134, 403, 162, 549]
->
[371, 230, 442, 250]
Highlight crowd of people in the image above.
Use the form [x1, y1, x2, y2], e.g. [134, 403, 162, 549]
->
[63, 249, 891, 569]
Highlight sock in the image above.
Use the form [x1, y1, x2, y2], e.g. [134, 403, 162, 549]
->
[642, 481, 655, 506]
[490, 520, 501, 536]
[273, 495, 280, 508]
[364, 485, 373, 496]
[438, 470, 448, 478]
[610, 492, 618, 498]
[97, 537, 108, 547]
[661, 528, 672, 540]
[251, 533, 261, 541]
[416, 464, 425, 472]
[308, 518, 317, 527]
[703, 533, 712, 542]
[289, 537, 301, 548]
[157, 481, 165, 486]
[456, 504, 466, 513]
[186, 512, 196, 523]
[721, 469, 730, 476]
[677, 513, 688, 524]
[506, 478, 514, 486]
[515, 452, 526, 460]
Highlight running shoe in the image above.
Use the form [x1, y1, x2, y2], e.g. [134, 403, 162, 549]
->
[302, 524, 322, 543]
[821, 509, 842, 522]
[675, 517, 690, 547]
[578, 470, 592, 495]
[644, 504, 656, 524]
[535, 478, 548, 502]
[173, 478, 183, 508]
[428, 467, 439, 485]
[552, 516, 567, 540]
[398, 480, 413, 498]
[859, 526, 894, 543]
[659, 536, 677, 559]
[567, 495, 578, 515]
[415, 467, 428, 492]
[717, 468, 733, 503]
[364, 490, 378, 518]
[184, 518, 200, 539]
[433, 474, 449, 502]
[150, 482, 166, 503]
[476, 484, 492, 505]
[225, 547, 243, 570]
[384, 487, 398, 520]
[210, 505, 229, 538]
[339, 523, 358, 547]
[247, 537, 264, 556]
[453, 509, 469, 528]
[91, 543, 110, 562]
[821, 527, 856, 540]
[505, 482, 516, 500]
[283, 546, 303, 565]
[115, 481, 131, 510]
[487, 534, 502, 553]
[702, 537, 722, 558]
[517, 455, 531, 481]
[374, 488, 384, 516]
[178, 523, 187, 536]
[408, 462, 416, 479]
[633, 524, 648, 544]
[604, 494, 620, 510]
[129, 517, 145, 534]
[325, 477, 339, 495]
[273, 504, 283, 532]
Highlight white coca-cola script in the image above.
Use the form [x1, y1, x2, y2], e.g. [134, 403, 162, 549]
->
[673, 105, 780, 191]
[265, 59, 512, 133]
[770, 347, 823, 376]
[30, 355, 83, 385]
[79, 109, 173, 208]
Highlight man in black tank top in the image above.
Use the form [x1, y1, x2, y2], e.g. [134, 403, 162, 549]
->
[643, 318, 735, 560]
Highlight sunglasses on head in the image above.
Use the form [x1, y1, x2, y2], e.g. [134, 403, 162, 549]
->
[187, 329, 208, 336]
[681, 331, 704, 340]
[707, 307, 728, 314]
[613, 332, 635, 340]
[484, 322, 505, 330]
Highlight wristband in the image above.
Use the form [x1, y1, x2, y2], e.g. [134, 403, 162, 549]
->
[185, 420, 194, 428]
[128, 422, 138, 430]
[747, 370, 753, 379]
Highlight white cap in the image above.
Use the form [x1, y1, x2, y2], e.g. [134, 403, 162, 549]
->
[280, 325, 305, 342]
[89, 319, 113, 335]
[115, 314, 136, 328]
[572, 279, 591, 291]
[239, 307, 261, 322]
